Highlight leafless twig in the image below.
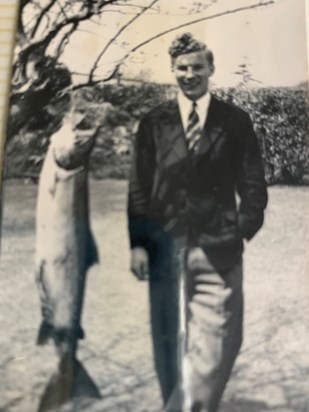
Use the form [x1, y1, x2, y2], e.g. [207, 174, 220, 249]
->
[75, 0, 275, 90]
[88, 0, 159, 83]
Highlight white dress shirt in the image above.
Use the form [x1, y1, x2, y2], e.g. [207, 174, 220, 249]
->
[177, 91, 211, 132]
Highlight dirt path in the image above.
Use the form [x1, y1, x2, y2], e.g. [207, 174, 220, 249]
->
[0, 180, 308, 412]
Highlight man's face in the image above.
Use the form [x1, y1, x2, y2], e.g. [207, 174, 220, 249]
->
[172, 50, 214, 101]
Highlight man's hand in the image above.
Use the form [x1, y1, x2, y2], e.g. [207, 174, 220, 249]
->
[130, 247, 149, 281]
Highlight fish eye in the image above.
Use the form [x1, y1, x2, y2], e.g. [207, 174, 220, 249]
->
[75, 118, 91, 130]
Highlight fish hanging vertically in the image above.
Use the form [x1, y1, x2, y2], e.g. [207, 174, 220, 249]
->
[35, 111, 101, 412]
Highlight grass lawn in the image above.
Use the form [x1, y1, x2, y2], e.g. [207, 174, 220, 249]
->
[0, 180, 308, 412]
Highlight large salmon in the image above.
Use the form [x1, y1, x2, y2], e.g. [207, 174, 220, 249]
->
[35, 111, 100, 411]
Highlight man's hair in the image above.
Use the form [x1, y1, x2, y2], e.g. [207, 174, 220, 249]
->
[169, 33, 214, 66]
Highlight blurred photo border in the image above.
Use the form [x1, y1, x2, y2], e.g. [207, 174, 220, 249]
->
[0, 1, 308, 411]
[0, 0, 19, 201]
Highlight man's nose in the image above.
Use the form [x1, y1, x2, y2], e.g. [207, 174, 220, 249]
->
[185, 67, 195, 79]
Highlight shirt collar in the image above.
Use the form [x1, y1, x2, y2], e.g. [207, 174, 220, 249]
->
[177, 91, 211, 130]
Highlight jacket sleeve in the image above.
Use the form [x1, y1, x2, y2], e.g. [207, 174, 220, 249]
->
[127, 115, 157, 250]
[235, 112, 268, 241]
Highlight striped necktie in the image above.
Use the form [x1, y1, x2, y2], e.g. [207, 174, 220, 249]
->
[186, 101, 201, 154]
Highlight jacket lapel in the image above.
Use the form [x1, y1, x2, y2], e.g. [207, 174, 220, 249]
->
[158, 97, 229, 165]
[195, 96, 228, 158]
[159, 100, 188, 163]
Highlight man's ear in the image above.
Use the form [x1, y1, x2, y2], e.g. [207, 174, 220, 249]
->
[209, 64, 215, 77]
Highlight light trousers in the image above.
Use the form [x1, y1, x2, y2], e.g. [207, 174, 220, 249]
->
[149, 239, 243, 412]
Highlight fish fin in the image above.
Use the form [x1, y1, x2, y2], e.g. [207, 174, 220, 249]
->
[37, 323, 85, 346]
[37, 357, 101, 412]
[53, 326, 85, 348]
[37, 320, 54, 346]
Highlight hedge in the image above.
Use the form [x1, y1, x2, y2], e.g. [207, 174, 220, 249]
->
[84, 83, 309, 184]
[213, 87, 309, 184]
[4, 82, 309, 185]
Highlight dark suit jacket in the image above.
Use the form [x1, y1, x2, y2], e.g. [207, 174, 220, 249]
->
[128, 96, 268, 273]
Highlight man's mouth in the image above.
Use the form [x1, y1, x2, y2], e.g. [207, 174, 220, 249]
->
[182, 82, 199, 89]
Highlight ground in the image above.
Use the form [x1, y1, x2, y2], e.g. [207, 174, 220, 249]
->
[0, 180, 308, 412]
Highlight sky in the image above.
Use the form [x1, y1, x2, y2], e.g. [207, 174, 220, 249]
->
[62, 0, 308, 88]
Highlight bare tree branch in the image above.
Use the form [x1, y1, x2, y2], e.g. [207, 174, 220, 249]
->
[88, 17, 103, 26]
[56, 0, 69, 20]
[17, 6, 95, 70]
[111, 2, 158, 9]
[13, 0, 277, 95]
[116, 0, 275, 72]
[31, 0, 121, 41]
[76, 0, 275, 90]
[88, 0, 159, 83]
[20, 0, 32, 10]
[73, 65, 120, 90]
[103, 2, 161, 14]
[54, 22, 79, 60]
[31, 0, 58, 38]
[17, 5, 27, 46]
[13, 0, 122, 91]
[97, 0, 124, 10]
[76, 28, 109, 39]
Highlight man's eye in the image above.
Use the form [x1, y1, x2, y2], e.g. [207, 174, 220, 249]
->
[177, 65, 187, 71]
[193, 65, 204, 71]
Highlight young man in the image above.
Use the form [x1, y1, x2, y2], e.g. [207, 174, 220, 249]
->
[128, 33, 268, 412]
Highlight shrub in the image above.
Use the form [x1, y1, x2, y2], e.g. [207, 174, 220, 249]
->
[96, 83, 309, 184]
[213, 87, 309, 184]
[4, 82, 309, 184]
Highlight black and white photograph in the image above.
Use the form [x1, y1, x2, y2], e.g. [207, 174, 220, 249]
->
[0, 0, 308, 411]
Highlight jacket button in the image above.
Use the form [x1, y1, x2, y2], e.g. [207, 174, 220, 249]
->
[177, 190, 187, 205]
[176, 190, 188, 217]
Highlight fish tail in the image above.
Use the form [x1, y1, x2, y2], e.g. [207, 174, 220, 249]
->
[37, 320, 54, 345]
[37, 357, 101, 412]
